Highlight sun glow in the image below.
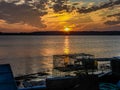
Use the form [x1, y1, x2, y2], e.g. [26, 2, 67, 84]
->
[64, 27, 71, 32]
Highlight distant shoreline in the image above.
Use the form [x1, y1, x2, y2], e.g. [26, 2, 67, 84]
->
[0, 31, 120, 35]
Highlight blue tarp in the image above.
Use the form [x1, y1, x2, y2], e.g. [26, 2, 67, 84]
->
[0, 64, 18, 90]
[100, 83, 120, 90]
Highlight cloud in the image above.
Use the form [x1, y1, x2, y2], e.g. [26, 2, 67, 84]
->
[0, 1, 48, 28]
[52, 0, 71, 12]
[46, 0, 120, 14]
[1, 0, 120, 14]
[105, 20, 120, 25]
[105, 12, 120, 25]
[107, 13, 120, 17]
[77, 0, 120, 13]
[0, 23, 37, 32]
[104, 14, 120, 25]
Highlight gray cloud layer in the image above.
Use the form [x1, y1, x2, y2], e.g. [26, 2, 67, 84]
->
[0, 1, 47, 28]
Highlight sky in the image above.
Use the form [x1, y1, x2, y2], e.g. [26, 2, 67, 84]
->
[0, 0, 120, 32]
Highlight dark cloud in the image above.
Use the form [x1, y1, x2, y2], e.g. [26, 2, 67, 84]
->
[30, 0, 48, 10]
[52, 0, 73, 12]
[1, 0, 120, 14]
[53, 3, 64, 12]
[105, 13, 120, 25]
[72, 2, 79, 6]
[0, 1, 47, 28]
[77, 0, 120, 13]
[50, 0, 120, 14]
[105, 20, 120, 25]
[107, 13, 120, 17]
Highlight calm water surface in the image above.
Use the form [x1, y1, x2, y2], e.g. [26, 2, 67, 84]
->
[0, 36, 120, 76]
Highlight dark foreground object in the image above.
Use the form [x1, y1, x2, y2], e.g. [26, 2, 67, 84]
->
[0, 64, 99, 90]
[0, 64, 18, 90]
[46, 75, 99, 90]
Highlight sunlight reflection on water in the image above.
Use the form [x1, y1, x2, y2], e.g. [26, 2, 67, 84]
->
[64, 36, 69, 54]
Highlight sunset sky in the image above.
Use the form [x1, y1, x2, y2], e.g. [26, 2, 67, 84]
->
[0, 0, 120, 32]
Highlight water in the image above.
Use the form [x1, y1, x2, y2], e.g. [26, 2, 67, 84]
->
[0, 35, 120, 76]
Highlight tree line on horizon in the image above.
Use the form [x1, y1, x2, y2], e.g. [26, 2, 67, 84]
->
[0, 31, 120, 35]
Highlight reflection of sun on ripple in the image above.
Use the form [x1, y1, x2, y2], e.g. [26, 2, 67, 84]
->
[64, 47, 69, 55]
[64, 36, 70, 65]
[64, 36, 69, 54]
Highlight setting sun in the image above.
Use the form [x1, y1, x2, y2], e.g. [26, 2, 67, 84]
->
[64, 27, 71, 32]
